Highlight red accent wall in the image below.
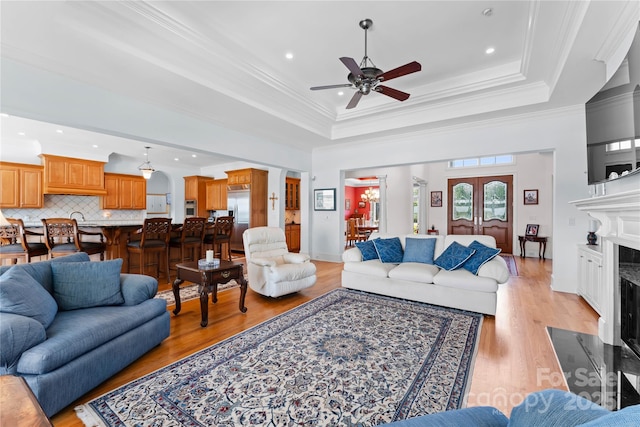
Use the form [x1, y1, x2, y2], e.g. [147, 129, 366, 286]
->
[344, 186, 379, 220]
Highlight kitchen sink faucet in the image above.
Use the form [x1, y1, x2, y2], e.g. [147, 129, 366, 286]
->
[69, 211, 85, 222]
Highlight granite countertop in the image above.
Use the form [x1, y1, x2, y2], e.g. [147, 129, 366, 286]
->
[23, 220, 146, 228]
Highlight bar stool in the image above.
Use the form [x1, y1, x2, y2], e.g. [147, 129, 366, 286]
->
[42, 218, 106, 260]
[0, 218, 48, 264]
[169, 217, 206, 271]
[203, 216, 234, 261]
[127, 218, 172, 283]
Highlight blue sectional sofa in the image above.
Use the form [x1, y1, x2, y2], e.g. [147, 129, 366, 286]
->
[382, 389, 640, 426]
[0, 253, 170, 416]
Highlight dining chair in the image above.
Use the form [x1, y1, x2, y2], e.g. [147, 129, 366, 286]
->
[127, 218, 172, 283]
[346, 218, 367, 247]
[169, 217, 206, 268]
[0, 218, 49, 264]
[42, 218, 107, 260]
[203, 216, 234, 261]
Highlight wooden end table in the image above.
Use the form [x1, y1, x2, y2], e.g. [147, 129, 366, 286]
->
[518, 235, 548, 259]
[172, 260, 247, 327]
[0, 375, 52, 427]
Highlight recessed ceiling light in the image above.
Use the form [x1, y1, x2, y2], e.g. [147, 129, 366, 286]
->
[482, 8, 493, 17]
[192, 154, 197, 158]
[92, 144, 98, 148]
[338, 91, 344, 96]
[485, 47, 495, 55]
[18, 132, 25, 136]
[56, 129, 63, 134]
[174, 158, 179, 161]
[285, 52, 294, 60]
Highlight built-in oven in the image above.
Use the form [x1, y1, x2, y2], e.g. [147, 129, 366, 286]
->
[185, 200, 197, 218]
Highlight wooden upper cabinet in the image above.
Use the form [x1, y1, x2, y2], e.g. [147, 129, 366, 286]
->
[0, 162, 43, 208]
[184, 175, 214, 217]
[285, 177, 300, 210]
[101, 173, 146, 210]
[40, 154, 106, 195]
[225, 169, 254, 186]
[206, 179, 228, 211]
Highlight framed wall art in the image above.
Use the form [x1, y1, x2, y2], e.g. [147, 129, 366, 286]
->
[524, 189, 538, 205]
[431, 191, 442, 207]
[345, 199, 351, 210]
[314, 188, 336, 211]
[526, 224, 539, 237]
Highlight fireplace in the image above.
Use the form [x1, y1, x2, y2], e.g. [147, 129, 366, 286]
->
[620, 245, 640, 359]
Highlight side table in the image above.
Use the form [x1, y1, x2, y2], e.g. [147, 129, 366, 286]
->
[518, 235, 548, 259]
[173, 260, 247, 327]
[0, 375, 52, 427]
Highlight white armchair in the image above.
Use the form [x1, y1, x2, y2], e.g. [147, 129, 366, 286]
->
[242, 226, 316, 297]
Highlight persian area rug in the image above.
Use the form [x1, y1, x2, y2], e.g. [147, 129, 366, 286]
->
[502, 254, 519, 276]
[155, 280, 241, 306]
[76, 288, 482, 427]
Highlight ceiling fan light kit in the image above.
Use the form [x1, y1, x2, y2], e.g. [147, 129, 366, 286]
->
[310, 18, 421, 109]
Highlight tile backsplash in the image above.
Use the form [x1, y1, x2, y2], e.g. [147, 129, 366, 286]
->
[3, 195, 144, 226]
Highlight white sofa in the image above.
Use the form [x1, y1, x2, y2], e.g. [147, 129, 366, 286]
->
[341, 233, 510, 315]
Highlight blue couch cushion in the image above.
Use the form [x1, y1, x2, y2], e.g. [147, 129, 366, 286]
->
[0, 252, 90, 295]
[382, 406, 509, 426]
[355, 239, 379, 261]
[402, 237, 437, 264]
[462, 240, 502, 275]
[434, 241, 476, 271]
[373, 237, 404, 263]
[17, 298, 167, 375]
[0, 312, 47, 374]
[580, 403, 640, 426]
[509, 389, 609, 426]
[51, 259, 124, 310]
[0, 267, 58, 328]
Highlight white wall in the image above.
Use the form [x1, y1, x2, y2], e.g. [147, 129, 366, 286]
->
[312, 106, 588, 293]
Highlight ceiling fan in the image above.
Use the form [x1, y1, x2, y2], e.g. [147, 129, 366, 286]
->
[310, 18, 421, 109]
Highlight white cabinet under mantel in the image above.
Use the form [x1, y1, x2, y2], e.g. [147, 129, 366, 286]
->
[577, 245, 604, 315]
[571, 189, 640, 346]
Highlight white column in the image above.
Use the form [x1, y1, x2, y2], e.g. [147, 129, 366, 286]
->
[418, 181, 428, 234]
[377, 175, 388, 233]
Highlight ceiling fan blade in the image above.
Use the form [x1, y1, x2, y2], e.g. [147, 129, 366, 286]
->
[346, 91, 363, 109]
[378, 61, 421, 82]
[376, 85, 411, 101]
[340, 57, 364, 78]
[310, 84, 353, 91]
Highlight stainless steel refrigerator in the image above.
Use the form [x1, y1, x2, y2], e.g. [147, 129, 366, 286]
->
[227, 188, 250, 252]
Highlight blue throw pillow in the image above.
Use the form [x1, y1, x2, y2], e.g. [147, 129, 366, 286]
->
[51, 259, 124, 310]
[402, 237, 437, 264]
[0, 267, 58, 328]
[355, 239, 379, 261]
[462, 240, 502, 275]
[434, 241, 476, 271]
[373, 237, 404, 263]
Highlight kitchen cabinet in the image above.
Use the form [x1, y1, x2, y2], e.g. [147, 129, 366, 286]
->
[0, 162, 44, 208]
[285, 223, 301, 252]
[101, 173, 146, 210]
[577, 245, 603, 315]
[225, 168, 268, 228]
[146, 194, 168, 214]
[205, 179, 228, 211]
[40, 154, 106, 195]
[285, 177, 300, 210]
[184, 175, 213, 217]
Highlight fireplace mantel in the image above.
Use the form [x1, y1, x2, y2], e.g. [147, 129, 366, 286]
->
[571, 189, 640, 345]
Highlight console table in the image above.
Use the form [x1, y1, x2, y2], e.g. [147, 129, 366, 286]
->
[518, 235, 548, 259]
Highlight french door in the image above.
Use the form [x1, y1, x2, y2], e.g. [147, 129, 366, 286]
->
[447, 175, 513, 254]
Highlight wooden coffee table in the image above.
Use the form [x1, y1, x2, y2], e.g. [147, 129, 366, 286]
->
[0, 375, 52, 426]
[172, 260, 247, 327]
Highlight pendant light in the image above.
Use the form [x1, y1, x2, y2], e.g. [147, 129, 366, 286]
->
[138, 146, 155, 179]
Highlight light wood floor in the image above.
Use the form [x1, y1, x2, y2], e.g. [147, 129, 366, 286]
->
[51, 255, 598, 425]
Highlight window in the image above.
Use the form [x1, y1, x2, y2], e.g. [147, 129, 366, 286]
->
[449, 155, 513, 168]
[606, 139, 638, 152]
